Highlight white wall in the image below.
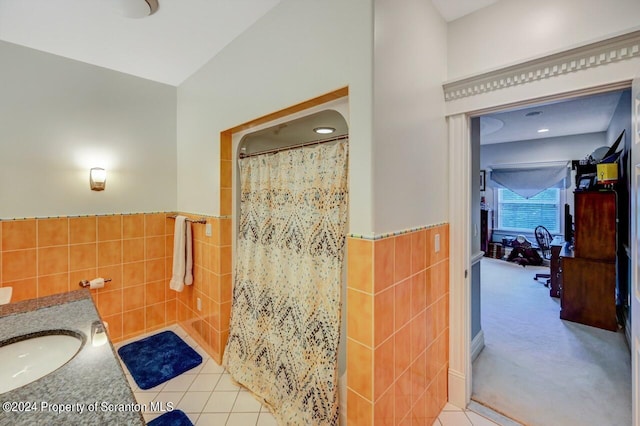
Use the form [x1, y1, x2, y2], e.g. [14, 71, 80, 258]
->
[372, 0, 448, 233]
[0, 41, 177, 218]
[177, 0, 374, 234]
[605, 90, 631, 248]
[480, 132, 607, 170]
[447, 0, 640, 81]
[607, 90, 631, 150]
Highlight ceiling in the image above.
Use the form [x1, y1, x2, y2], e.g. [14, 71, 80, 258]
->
[480, 90, 626, 145]
[0, 0, 622, 149]
[0, 0, 498, 87]
[431, 0, 500, 22]
[0, 0, 282, 86]
[239, 110, 348, 157]
[1, 1, 616, 155]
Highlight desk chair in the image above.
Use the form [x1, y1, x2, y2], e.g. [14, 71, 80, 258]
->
[533, 225, 553, 286]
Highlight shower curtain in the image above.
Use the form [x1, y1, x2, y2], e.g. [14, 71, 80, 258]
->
[223, 139, 348, 425]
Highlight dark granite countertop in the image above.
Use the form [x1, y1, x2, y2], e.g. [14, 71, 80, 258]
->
[0, 290, 144, 425]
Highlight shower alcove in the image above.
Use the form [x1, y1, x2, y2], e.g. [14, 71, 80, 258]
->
[227, 98, 350, 424]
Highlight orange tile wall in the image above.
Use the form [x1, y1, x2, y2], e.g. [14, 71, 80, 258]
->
[175, 215, 232, 364]
[346, 224, 449, 425]
[0, 214, 176, 342]
[0, 212, 233, 363]
[1, 212, 449, 423]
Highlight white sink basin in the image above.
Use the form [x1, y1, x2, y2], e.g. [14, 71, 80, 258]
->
[0, 331, 84, 394]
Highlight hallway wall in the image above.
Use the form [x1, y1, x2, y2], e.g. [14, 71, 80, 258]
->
[447, 0, 640, 81]
[373, 0, 448, 234]
[177, 0, 374, 235]
[0, 41, 177, 219]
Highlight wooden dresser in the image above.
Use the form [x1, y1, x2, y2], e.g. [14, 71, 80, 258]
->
[558, 191, 618, 331]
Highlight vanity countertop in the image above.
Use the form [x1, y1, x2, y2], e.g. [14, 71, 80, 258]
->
[0, 290, 144, 426]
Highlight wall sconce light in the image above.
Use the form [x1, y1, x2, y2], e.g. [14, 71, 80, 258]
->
[90, 168, 106, 191]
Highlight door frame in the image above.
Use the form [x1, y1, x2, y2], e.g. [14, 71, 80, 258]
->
[447, 81, 634, 409]
[630, 73, 640, 426]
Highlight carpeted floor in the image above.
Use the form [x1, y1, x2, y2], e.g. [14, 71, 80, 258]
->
[472, 257, 631, 426]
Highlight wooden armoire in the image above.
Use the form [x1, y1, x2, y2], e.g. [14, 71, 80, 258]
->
[560, 190, 618, 331]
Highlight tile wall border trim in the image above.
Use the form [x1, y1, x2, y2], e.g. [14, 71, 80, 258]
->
[2, 214, 439, 238]
[169, 212, 232, 220]
[0, 212, 231, 221]
[348, 222, 448, 240]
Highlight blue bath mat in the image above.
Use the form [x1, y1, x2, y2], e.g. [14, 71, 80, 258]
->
[118, 331, 202, 390]
[147, 409, 193, 426]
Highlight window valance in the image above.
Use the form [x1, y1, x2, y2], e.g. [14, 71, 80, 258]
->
[489, 163, 570, 198]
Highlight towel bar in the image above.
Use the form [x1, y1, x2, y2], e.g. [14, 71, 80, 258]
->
[168, 215, 207, 224]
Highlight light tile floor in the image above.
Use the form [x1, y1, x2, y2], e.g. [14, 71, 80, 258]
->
[115, 324, 502, 426]
[433, 403, 502, 426]
[115, 324, 278, 425]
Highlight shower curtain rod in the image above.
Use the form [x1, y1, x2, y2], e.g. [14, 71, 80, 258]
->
[239, 134, 348, 159]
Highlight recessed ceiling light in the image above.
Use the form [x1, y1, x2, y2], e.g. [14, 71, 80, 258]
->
[525, 111, 543, 117]
[537, 128, 550, 133]
[314, 127, 336, 135]
[480, 117, 504, 136]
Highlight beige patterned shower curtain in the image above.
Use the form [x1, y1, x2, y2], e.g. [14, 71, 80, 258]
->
[223, 139, 348, 425]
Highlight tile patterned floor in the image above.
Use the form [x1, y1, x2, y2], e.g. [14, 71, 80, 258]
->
[115, 324, 277, 425]
[433, 403, 502, 426]
[116, 324, 501, 426]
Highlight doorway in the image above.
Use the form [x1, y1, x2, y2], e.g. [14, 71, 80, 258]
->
[468, 89, 632, 424]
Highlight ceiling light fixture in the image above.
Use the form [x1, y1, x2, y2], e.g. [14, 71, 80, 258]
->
[117, 0, 159, 18]
[537, 128, 550, 133]
[313, 127, 336, 135]
[525, 111, 543, 117]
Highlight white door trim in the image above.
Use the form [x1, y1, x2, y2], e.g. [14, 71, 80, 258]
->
[448, 113, 472, 407]
[630, 73, 640, 426]
[443, 30, 640, 103]
[447, 83, 635, 410]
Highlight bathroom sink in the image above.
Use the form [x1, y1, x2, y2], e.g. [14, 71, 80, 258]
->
[0, 330, 84, 394]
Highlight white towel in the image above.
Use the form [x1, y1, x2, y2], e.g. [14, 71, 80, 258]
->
[184, 219, 193, 286]
[170, 215, 188, 292]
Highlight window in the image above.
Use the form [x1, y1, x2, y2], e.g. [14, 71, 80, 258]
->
[497, 188, 560, 233]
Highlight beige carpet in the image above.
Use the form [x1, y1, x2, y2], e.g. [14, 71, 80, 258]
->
[472, 257, 631, 426]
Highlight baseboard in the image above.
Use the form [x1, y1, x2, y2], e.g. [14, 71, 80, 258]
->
[472, 251, 485, 265]
[448, 368, 468, 409]
[467, 400, 524, 426]
[471, 330, 485, 362]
